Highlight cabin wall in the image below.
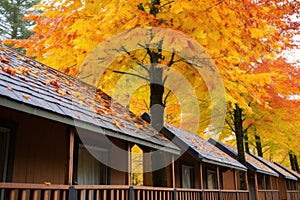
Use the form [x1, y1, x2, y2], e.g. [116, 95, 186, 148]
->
[221, 168, 235, 190]
[278, 177, 287, 200]
[75, 129, 128, 185]
[174, 152, 200, 189]
[0, 107, 68, 184]
[270, 176, 278, 190]
[109, 137, 127, 185]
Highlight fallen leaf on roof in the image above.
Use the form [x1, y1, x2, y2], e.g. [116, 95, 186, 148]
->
[22, 94, 30, 100]
[3, 67, 15, 75]
[112, 119, 121, 129]
[0, 57, 10, 64]
[16, 67, 30, 76]
[44, 80, 51, 86]
[50, 80, 60, 88]
[7, 87, 12, 91]
[56, 89, 66, 96]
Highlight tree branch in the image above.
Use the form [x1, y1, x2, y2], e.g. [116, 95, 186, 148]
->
[225, 118, 235, 132]
[112, 70, 150, 82]
[163, 90, 172, 106]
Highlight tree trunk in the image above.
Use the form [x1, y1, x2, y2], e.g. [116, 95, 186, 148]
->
[233, 104, 247, 189]
[234, 104, 246, 165]
[244, 132, 250, 154]
[290, 151, 300, 172]
[148, 45, 165, 132]
[289, 151, 296, 171]
[294, 154, 300, 172]
[255, 134, 263, 157]
[149, 67, 164, 132]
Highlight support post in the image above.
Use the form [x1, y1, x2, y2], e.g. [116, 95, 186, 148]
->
[128, 142, 132, 186]
[68, 128, 75, 185]
[68, 185, 76, 200]
[234, 170, 239, 200]
[200, 162, 204, 189]
[216, 166, 222, 200]
[173, 188, 177, 200]
[254, 173, 259, 200]
[172, 155, 175, 188]
[128, 185, 133, 200]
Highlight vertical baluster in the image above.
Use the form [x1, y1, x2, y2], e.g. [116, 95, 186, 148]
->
[32, 189, 40, 200]
[110, 189, 114, 200]
[53, 189, 60, 200]
[44, 190, 51, 200]
[103, 189, 107, 200]
[62, 190, 66, 200]
[142, 189, 145, 200]
[116, 189, 119, 200]
[87, 189, 93, 200]
[79, 189, 85, 200]
[10, 189, 17, 200]
[21, 189, 29, 200]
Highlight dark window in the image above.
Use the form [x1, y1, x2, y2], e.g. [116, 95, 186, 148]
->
[181, 164, 195, 188]
[74, 143, 108, 185]
[207, 169, 217, 189]
[0, 127, 10, 182]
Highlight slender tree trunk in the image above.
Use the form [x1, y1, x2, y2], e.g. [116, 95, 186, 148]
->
[294, 154, 300, 172]
[234, 104, 246, 165]
[244, 132, 250, 154]
[149, 66, 164, 132]
[290, 151, 300, 172]
[233, 104, 247, 189]
[255, 134, 263, 157]
[289, 151, 296, 171]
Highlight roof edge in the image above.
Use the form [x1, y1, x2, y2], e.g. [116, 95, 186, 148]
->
[0, 96, 181, 155]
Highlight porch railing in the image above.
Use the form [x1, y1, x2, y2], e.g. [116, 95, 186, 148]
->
[0, 182, 69, 200]
[287, 190, 300, 200]
[176, 189, 249, 200]
[0, 182, 250, 200]
[258, 189, 280, 200]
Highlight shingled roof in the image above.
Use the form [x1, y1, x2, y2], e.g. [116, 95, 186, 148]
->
[275, 162, 300, 180]
[162, 124, 247, 171]
[251, 154, 297, 180]
[208, 138, 278, 177]
[0, 45, 180, 154]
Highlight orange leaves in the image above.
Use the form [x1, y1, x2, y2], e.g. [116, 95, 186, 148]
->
[50, 80, 60, 88]
[2, 67, 16, 76]
[22, 94, 30, 100]
[0, 56, 10, 64]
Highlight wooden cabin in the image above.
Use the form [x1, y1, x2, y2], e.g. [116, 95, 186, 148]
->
[139, 115, 250, 199]
[5, 45, 300, 200]
[0, 46, 181, 200]
[0, 45, 250, 200]
[163, 124, 249, 199]
[251, 155, 298, 200]
[209, 138, 281, 200]
[274, 162, 300, 200]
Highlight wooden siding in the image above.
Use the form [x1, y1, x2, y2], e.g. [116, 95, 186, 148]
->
[0, 107, 68, 184]
[221, 169, 235, 190]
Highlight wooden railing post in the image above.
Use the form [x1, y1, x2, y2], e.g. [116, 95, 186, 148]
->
[68, 185, 76, 200]
[201, 189, 204, 200]
[129, 186, 133, 200]
[173, 188, 177, 200]
[218, 190, 222, 200]
[236, 191, 239, 200]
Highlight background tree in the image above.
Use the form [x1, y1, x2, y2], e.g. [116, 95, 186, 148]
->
[0, 0, 39, 40]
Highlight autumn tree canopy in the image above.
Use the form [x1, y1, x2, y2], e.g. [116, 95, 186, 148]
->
[5, 0, 300, 167]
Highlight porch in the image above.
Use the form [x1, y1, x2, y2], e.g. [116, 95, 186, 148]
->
[0, 182, 250, 200]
